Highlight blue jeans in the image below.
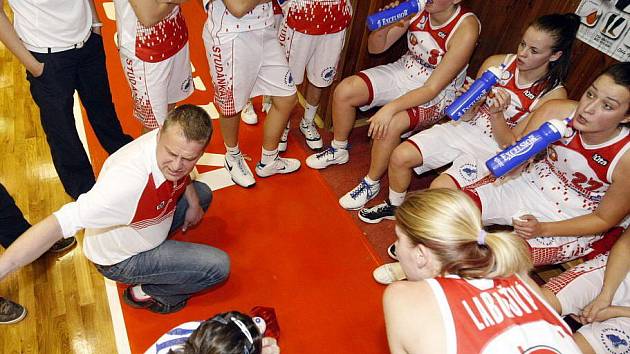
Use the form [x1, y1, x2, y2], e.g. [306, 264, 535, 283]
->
[96, 182, 229, 308]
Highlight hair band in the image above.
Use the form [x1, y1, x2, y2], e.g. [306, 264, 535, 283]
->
[477, 230, 487, 246]
[230, 317, 254, 344]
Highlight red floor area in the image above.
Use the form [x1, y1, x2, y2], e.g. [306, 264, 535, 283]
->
[87, 2, 390, 353]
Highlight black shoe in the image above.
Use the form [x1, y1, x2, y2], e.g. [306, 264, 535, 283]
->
[358, 200, 396, 224]
[0, 297, 27, 324]
[123, 286, 187, 314]
[49, 237, 77, 253]
[387, 243, 398, 260]
[122, 286, 155, 309]
[147, 299, 187, 314]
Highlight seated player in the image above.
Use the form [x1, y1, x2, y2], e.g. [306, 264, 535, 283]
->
[359, 13, 580, 223]
[145, 311, 280, 354]
[543, 226, 630, 354]
[462, 62, 630, 266]
[382, 189, 581, 353]
[305, 0, 480, 208]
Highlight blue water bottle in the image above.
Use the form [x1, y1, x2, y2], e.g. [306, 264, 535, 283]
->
[445, 65, 505, 121]
[366, 0, 426, 31]
[486, 118, 572, 177]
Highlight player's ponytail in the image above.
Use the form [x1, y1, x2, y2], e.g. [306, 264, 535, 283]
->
[529, 13, 580, 95]
[396, 189, 532, 279]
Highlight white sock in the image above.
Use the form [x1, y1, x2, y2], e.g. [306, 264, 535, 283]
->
[364, 176, 379, 185]
[261, 147, 278, 165]
[331, 140, 348, 150]
[388, 188, 406, 207]
[225, 144, 240, 156]
[303, 103, 318, 123]
[131, 285, 151, 300]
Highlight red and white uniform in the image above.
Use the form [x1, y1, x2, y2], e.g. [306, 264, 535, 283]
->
[426, 275, 580, 353]
[114, 1, 193, 129]
[409, 54, 563, 187]
[358, 6, 479, 128]
[474, 127, 630, 265]
[545, 253, 630, 354]
[203, 0, 295, 116]
[54, 130, 189, 265]
[278, 0, 352, 87]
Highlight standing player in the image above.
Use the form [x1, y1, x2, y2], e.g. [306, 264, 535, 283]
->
[203, 0, 300, 188]
[359, 13, 579, 223]
[304, 0, 480, 210]
[463, 63, 630, 266]
[277, 0, 353, 151]
[114, 0, 194, 131]
[382, 189, 581, 353]
[543, 226, 630, 354]
[241, 0, 286, 126]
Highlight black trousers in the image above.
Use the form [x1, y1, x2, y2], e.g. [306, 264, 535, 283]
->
[27, 32, 132, 199]
[0, 183, 30, 248]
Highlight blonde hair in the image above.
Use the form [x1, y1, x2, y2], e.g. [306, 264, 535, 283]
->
[396, 189, 532, 278]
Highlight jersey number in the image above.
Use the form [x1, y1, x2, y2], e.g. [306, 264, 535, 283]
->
[571, 172, 603, 192]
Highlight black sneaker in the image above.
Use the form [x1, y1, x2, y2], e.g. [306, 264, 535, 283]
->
[49, 236, 77, 253]
[358, 200, 396, 224]
[0, 297, 27, 324]
[387, 243, 398, 260]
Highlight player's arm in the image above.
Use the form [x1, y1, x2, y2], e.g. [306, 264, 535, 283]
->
[0, 0, 44, 76]
[367, 2, 413, 55]
[0, 215, 64, 280]
[222, 0, 262, 18]
[539, 154, 630, 237]
[581, 228, 630, 322]
[384, 281, 445, 354]
[385, 15, 479, 113]
[129, 0, 177, 27]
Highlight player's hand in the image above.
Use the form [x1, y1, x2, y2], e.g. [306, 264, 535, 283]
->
[581, 294, 614, 323]
[456, 81, 485, 122]
[262, 337, 280, 354]
[182, 203, 204, 232]
[512, 214, 541, 239]
[367, 105, 396, 140]
[487, 88, 510, 116]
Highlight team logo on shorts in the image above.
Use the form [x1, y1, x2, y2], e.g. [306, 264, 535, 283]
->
[181, 75, 193, 92]
[321, 67, 336, 84]
[601, 327, 630, 354]
[458, 163, 478, 182]
[284, 71, 295, 87]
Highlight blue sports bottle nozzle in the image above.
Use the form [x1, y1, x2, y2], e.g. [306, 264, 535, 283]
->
[486, 117, 573, 177]
[445, 64, 506, 121]
[366, 0, 428, 31]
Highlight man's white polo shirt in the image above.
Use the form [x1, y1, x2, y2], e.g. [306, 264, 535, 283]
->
[54, 130, 190, 266]
[8, 0, 92, 50]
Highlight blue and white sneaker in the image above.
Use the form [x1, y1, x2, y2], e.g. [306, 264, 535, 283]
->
[299, 119, 323, 150]
[305, 146, 349, 169]
[225, 153, 256, 188]
[255, 156, 301, 178]
[339, 178, 380, 210]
